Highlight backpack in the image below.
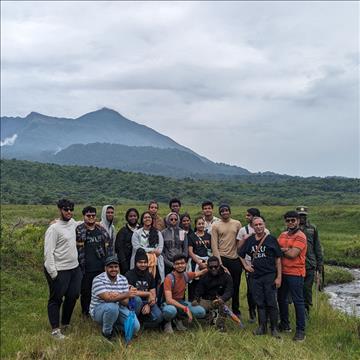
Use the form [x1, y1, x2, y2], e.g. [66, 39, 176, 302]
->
[161, 272, 190, 302]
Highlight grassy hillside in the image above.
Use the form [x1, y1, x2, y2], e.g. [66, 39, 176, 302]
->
[1, 204, 359, 359]
[1, 159, 359, 205]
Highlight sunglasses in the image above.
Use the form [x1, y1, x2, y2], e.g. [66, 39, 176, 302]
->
[285, 218, 297, 223]
[208, 265, 220, 270]
[62, 207, 74, 212]
[85, 214, 96, 218]
[170, 218, 178, 221]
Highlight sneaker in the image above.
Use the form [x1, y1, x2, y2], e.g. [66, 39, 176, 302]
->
[174, 319, 187, 331]
[164, 321, 174, 334]
[278, 322, 292, 332]
[271, 328, 281, 339]
[253, 325, 267, 336]
[51, 328, 66, 340]
[101, 331, 114, 341]
[293, 330, 306, 342]
[61, 324, 71, 334]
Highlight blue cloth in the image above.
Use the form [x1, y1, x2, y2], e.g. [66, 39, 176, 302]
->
[161, 300, 206, 321]
[91, 302, 140, 337]
[278, 274, 305, 331]
[133, 296, 163, 327]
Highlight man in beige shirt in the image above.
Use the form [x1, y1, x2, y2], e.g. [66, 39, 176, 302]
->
[211, 204, 242, 316]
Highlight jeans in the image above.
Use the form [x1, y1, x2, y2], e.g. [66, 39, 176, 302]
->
[278, 274, 306, 332]
[161, 300, 206, 321]
[92, 302, 140, 337]
[133, 296, 163, 328]
[44, 266, 82, 329]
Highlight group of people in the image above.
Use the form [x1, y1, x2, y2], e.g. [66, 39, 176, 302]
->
[44, 198, 323, 343]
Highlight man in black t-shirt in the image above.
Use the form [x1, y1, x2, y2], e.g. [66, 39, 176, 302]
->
[239, 216, 282, 338]
[125, 249, 163, 328]
[193, 256, 233, 332]
[76, 206, 112, 316]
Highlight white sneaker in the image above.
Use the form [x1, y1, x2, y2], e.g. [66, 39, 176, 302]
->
[174, 319, 187, 331]
[51, 328, 66, 340]
[164, 321, 174, 334]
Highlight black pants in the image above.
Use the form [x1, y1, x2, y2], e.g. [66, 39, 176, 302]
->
[246, 272, 257, 317]
[221, 257, 242, 314]
[44, 266, 82, 329]
[81, 271, 102, 315]
[303, 268, 315, 311]
[252, 273, 278, 329]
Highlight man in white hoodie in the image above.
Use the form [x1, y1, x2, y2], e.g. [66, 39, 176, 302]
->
[44, 199, 82, 340]
[100, 205, 116, 247]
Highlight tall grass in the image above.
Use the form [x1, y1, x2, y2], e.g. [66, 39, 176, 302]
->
[1, 204, 359, 359]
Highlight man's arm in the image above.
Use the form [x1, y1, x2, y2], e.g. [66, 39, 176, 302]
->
[281, 247, 301, 258]
[44, 227, 58, 279]
[274, 257, 282, 288]
[210, 225, 221, 264]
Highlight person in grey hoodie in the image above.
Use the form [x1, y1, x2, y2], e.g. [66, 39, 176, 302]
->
[161, 212, 188, 275]
[100, 205, 116, 247]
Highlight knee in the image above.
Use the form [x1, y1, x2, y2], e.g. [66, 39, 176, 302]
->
[162, 304, 177, 321]
[133, 296, 143, 314]
[104, 303, 120, 317]
[192, 305, 206, 319]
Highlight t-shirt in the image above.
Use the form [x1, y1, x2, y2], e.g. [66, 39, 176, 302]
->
[239, 234, 282, 278]
[188, 231, 211, 258]
[277, 230, 307, 277]
[125, 269, 156, 300]
[84, 227, 106, 272]
[163, 271, 196, 301]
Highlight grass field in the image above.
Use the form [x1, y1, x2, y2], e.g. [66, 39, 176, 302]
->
[1, 204, 359, 359]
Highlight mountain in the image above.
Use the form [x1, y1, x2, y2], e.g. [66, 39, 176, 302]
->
[0, 108, 250, 177]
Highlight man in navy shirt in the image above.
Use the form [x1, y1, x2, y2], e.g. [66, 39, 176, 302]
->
[239, 216, 282, 338]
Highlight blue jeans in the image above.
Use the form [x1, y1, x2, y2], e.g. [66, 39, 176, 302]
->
[161, 300, 206, 321]
[92, 302, 140, 337]
[133, 296, 163, 328]
[278, 275, 305, 332]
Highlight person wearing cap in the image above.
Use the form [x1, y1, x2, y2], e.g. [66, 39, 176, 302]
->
[211, 204, 242, 316]
[44, 199, 82, 340]
[296, 206, 323, 317]
[125, 249, 163, 328]
[76, 206, 113, 317]
[89, 256, 140, 340]
[277, 211, 307, 342]
[236, 208, 263, 323]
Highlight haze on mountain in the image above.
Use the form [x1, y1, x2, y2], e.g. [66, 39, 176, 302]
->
[1, 108, 255, 178]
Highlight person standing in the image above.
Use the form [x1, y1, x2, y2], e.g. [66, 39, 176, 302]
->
[100, 205, 116, 247]
[201, 201, 220, 234]
[277, 211, 307, 341]
[211, 204, 242, 316]
[296, 206, 323, 317]
[115, 208, 139, 275]
[90, 256, 140, 340]
[239, 216, 282, 338]
[76, 206, 113, 316]
[148, 200, 165, 231]
[162, 212, 188, 275]
[44, 199, 82, 339]
[236, 208, 265, 323]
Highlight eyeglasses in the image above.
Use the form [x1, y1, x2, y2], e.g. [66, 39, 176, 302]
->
[208, 265, 219, 270]
[62, 207, 74, 212]
[285, 218, 297, 223]
[85, 214, 96, 218]
[170, 218, 178, 222]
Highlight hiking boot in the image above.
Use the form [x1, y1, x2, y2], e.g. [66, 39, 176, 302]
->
[164, 321, 174, 334]
[174, 319, 187, 331]
[253, 325, 267, 336]
[293, 330, 306, 342]
[278, 322, 292, 332]
[51, 328, 66, 340]
[271, 328, 281, 339]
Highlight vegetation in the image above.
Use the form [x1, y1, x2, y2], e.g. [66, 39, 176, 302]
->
[1, 204, 359, 359]
[1, 159, 359, 205]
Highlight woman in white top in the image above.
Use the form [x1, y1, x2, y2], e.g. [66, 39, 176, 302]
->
[130, 211, 165, 283]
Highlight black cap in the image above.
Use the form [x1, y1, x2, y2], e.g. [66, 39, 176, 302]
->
[104, 255, 119, 266]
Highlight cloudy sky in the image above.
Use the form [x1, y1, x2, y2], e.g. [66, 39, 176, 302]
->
[1, 1, 359, 177]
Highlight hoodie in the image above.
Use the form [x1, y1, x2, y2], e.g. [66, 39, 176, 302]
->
[100, 205, 116, 247]
[161, 212, 188, 268]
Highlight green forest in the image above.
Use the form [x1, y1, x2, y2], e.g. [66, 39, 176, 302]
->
[1, 159, 359, 205]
